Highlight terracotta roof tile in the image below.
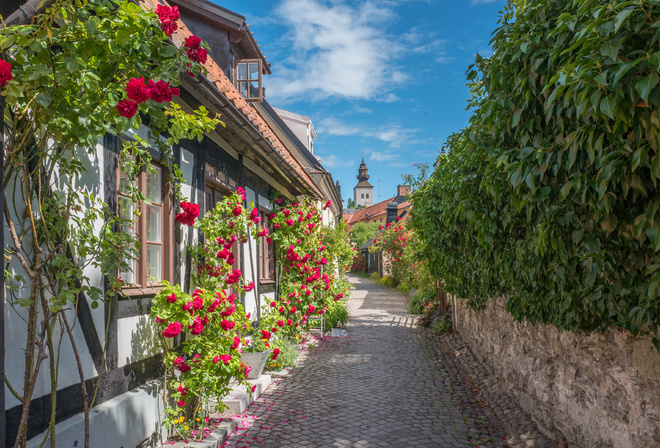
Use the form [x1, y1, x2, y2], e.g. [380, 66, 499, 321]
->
[141, 0, 322, 198]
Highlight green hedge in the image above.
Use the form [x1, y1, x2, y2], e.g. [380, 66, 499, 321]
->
[411, 0, 660, 348]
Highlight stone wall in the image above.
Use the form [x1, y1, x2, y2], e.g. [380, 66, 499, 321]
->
[453, 296, 660, 448]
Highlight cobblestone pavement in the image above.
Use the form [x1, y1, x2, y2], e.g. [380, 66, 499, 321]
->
[221, 276, 559, 448]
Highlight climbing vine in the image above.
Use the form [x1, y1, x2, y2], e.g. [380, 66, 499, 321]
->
[0, 0, 217, 446]
[410, 0, 660, 348]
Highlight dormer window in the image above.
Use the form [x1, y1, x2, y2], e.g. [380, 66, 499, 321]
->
[234, 59, 263, 102]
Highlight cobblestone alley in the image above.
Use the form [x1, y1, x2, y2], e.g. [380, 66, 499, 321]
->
[222, 275, 557, 448]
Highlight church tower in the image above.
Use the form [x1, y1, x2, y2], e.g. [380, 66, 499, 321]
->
[353, 158, 374, 208]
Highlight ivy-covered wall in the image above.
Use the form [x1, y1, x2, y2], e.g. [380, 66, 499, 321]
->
[410, 0, 660, 345]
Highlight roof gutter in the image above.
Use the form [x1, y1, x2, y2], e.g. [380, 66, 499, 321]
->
[1, 0, 55, 27]
[182, 75, 322, 199]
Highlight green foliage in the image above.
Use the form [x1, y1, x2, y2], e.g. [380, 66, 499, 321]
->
[346, 198, 356, 208]
[408, 287, 436, 315]
[380, 275, 395, 287]
[324, 297, 349, 329]
[410, 0, 660, 345]
[431, 318, 452, 334]
[348, 221, 379, 248]
[265, 340, 299, 371]
[370, 271, 381, 281]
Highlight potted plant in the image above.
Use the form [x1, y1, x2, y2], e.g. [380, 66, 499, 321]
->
[240, 336, 270, 379]
[325, 296, 349, 336]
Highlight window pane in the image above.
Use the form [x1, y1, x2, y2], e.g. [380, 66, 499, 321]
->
[249, 81, 259, 99]
[249, 62, 259, 80]
[238, 81, 247, 97]
[237, 63, 247, 80]
[146, 165, 162, 204]
[147, 244, 162, 282]
[119, 196, 136, 284]
[146, 204, 161, 243]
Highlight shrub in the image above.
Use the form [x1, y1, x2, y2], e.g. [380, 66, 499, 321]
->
[409, 1, 660, 348]
[265, 340, 298, 372]
[431, 318, 452, 334]
[408, 287, 436, 315]
[325, 298, 349, 329]
[370, 271, 381, 281]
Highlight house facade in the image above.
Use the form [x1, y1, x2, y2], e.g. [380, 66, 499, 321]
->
[2, 1, 341, 447]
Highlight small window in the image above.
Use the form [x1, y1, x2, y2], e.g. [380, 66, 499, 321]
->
[366, 194, 369, 199]
[119, 159, 172, 291]
[259, 211, 275, 282]
[361, 194, 364, 199]
[234, 59, 263, 102]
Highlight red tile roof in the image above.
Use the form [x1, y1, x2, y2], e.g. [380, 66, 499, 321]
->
[344, 197, 411, 225]
[141, 0, 322, 198]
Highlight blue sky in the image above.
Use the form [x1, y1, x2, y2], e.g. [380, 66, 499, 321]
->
[212, 0, 507, 205]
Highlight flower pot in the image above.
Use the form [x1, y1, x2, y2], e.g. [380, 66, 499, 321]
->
[331, 328, 343, 337]
[240, 350, 270, 379]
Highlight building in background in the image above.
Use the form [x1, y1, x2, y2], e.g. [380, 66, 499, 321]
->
[344, 184, 411, 227]
[353, 158, 374, 208]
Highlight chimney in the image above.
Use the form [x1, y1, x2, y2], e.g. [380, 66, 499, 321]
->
[385, 202, 398, 225]
[397, 185, 411, 197]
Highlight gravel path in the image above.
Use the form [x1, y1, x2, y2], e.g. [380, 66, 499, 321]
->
[221, 275, 559, 448]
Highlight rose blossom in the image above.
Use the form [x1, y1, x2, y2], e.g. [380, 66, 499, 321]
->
[0, 59, 13, 87]
[261, 330, 271, 340]
[166, 293, 177, 303]
[116, 99, 138, 118]
[184, 35, 202, 49]
[177, 400, 186, 407]
[237, 187, 246, 201]
[221, 320, 235, 331]
[147, 79, 179, 103]
[163, 322, 181, 338]
[126, 77, 148, 103]
[232, 337, 241, 350]
[219, 354, 231, 365]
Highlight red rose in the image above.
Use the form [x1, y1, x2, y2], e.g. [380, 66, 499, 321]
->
[0, 59, 13, 87]
[184, 35, 202, 49]
[177, 400, 186, 407]
[147, 79, 177, 103]
[273, 348, 281, 356]
[116, 99, 138, 118]
[188, 316, 204, 335]
[166, 293, 177, 303]
[261, 330, 271, 340]
[244, 282, 255, 292]
[163, 321, 181, 338]
[232, 205, 242, 217]
[187, 47, 208, 64]
[286, 319, 293, 326]
[126, 77, 148, 103]
[221, 320, 235, 331]
[178, 362, 191, 373]
[231, 337, 241, 350]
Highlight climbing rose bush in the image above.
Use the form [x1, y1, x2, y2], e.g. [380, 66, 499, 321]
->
[151, 189, 264, 439]
[259, 196, 350, 340]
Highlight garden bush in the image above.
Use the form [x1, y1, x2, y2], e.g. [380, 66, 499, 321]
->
[409, 0, 660, 348]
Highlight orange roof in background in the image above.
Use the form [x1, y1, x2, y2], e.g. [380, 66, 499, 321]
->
[141, 0, 322, 198]
[344, 197, 410, 225]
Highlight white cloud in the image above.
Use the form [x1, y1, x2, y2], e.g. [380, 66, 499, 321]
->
[318, 117, 427, 149]
[318, 154, 356, 168]
[265, 0, 408, 102]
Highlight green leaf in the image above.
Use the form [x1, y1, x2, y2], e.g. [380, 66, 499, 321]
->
[512, 109, 522, 127]
[594, 71, 608, 86]
[635, 72, 659, 103]
[614, 8, 634, 33]
[651, 152, 660, 180]
[600, 38, 622, 61]
[646, 225, 660, 252]
[600, 95, 617, 120]
[649, 51, 660, 70]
